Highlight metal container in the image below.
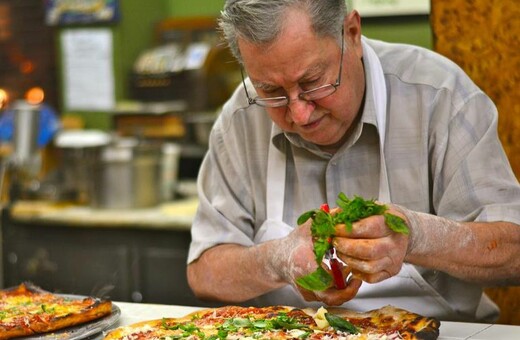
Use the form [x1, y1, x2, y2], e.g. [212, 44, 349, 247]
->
[56, 132, 178, 209]
[89, 138, 163, 209]
[185, 112, 216, 146]
[55, 130, 111, 204]
[160, 143, 181, 201]
[12, 100, 40, 165]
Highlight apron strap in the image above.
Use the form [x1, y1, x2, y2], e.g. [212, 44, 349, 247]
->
[266, 125, 287, 221]
[362, 37, 391, 203]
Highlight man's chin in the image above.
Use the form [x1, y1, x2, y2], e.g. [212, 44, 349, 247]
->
[302, 137, 343, 151]
[314, 136, 347, 152]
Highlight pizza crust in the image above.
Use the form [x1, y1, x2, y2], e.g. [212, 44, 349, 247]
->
[327, 305, 441, 340]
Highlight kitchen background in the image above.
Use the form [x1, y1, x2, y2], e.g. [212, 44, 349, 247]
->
[0, 0, 434, 210]
[0, 0, 518, 325]
[0, 0, 433, 129]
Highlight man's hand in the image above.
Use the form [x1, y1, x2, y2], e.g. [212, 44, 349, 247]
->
[273, 218, 363, 305]
[331, 206, 410, 283]
[270, 218, 317, 283]
[297, 270, 363, 306]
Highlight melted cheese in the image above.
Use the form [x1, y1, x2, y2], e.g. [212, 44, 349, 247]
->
[313, 306, 331, 329]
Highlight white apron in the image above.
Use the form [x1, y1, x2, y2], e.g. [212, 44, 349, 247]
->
[252, 39, 498, 322]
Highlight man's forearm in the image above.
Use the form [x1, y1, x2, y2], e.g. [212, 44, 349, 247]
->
[402, 210, 520, 285]
[187, 242, 287, 303]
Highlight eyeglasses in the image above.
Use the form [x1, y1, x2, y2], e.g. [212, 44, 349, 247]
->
[241, 28, 344, 108]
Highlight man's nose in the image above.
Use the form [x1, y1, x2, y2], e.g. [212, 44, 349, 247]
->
[287, 97, 316, 125]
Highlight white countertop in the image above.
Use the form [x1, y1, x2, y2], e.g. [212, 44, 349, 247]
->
[8, 197, 198, 230]
[93, 301, 520, 340]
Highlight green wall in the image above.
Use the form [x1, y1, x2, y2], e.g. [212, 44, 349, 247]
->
[362, 16, 432, 49]
[60, 1, 431, 130]
[164, 0, 432, 49]
[166, 0, 225, 17]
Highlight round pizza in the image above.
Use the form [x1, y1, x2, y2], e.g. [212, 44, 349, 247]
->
[104, 304, 440, 339]
[0, 282, 113, 340]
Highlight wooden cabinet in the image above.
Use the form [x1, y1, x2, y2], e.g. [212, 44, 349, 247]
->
[1, 209, 218, 307]
[431, 0, 520, 180]
[431, 0, 520, 325]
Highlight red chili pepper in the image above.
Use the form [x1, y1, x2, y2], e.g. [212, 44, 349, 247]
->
[329, 248, 347, 289]
[320, 203, 330, 213]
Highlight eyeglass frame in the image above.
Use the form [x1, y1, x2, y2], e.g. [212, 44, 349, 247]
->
[240, 27, 345, 108]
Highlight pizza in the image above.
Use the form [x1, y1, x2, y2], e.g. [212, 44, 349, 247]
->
[0, 282, 113, 339]
[104, 304, 440, 340]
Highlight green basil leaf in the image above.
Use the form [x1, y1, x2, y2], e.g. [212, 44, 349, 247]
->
[384, 213, 409, 234]
[217, 328, 228, 338]
[337, 192, 349, 202]
[313, 238, 331, 263]
[324, 313, 359, 334]
[298, 331, 311, 338]
[313, 210, 331, 226]
[336, 192, 351, 210]
[252, 319, 268, 329]
[342, 220, 353, 233]
[272, 314, 309, 330]
[297, 210, 315, 225]
[295, 267, 332, 291]
[232, 317, 252, 327]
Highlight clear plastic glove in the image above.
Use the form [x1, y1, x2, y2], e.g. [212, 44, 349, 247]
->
[269, 217, 363, 306]
[332, 205, 410, 283]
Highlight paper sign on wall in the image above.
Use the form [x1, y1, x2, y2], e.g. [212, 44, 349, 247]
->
[351, 0, 430, 17]
[61, 28, 115, 111]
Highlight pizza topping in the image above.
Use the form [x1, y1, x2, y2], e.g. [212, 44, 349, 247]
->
[296, 193, 410, 291]
[160, 308, 363, 339]
[324, 313, 359, 334]
[105, 305, 440, 340]
[312, 307, 330, 329]
[157, 309, 317, 339]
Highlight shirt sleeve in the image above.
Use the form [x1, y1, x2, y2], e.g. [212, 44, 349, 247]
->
[432, 91, 520, 225]
[187, 91, 273, 264]
[187, 153, 255, 263]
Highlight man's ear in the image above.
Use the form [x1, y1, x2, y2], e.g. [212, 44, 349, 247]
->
[344, 10, 363, 58]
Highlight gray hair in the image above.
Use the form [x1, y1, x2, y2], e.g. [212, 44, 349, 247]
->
[219, 0, 348, 63]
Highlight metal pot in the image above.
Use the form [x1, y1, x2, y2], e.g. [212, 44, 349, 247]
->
[89, 138, 163, 209]
[55, 130, 111, 204]
[56, 131, 180, 209]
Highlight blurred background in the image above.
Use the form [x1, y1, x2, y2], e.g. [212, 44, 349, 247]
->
[0, 0, 435, 206]
[0, 0, 518, 325]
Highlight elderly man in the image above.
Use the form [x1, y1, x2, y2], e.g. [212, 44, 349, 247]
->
[187, 0, 520, 322]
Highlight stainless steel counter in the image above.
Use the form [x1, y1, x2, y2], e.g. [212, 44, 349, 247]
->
[95, 301, 520, 340]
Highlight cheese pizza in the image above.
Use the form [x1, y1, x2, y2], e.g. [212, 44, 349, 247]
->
[104, 304, 440, 339]
[0, 282, 113, 339]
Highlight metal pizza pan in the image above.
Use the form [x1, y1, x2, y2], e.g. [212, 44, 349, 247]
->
[16, 295, 121, 340]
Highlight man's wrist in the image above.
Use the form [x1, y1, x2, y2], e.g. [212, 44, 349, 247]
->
[393, 206, 467, 256]
[258, 238, 291, 284]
